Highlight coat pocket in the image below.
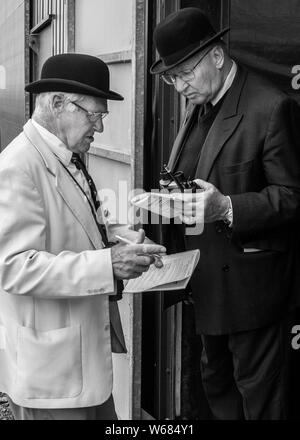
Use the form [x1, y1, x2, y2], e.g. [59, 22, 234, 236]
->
[242, 238, 288, 253]
[16, 325, 82, 399]
[222, 159, 254, 175]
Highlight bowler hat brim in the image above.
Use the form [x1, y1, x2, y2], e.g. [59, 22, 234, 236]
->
[150, 27, 230, 75]
[25, 78, 124, 101]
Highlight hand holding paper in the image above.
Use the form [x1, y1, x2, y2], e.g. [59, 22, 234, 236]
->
[131, 191, 185, 219]
[131, 190, 205, 226]
[115, 233, 164, 269]
[173, 179, 230, 224]
[123, 249, 200, 293]
[111, 238, 166, 280]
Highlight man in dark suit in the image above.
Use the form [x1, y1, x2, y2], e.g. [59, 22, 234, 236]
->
[151, 8, 300, 419]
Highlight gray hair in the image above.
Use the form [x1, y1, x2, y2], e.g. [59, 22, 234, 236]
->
[33, 92, 84, 119]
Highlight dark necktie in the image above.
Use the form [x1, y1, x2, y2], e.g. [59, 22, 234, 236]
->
[204, 101, 213, 114]
[199, 101, 213, 120]
[71, 153, 109, 246]
[71, 153, 123, 301]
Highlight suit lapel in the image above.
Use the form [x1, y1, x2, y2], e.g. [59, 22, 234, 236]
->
[195, 67, 248, 181]
[195, 114, 243, 181]
[55, 168, 103, 249]
[168, 104, 198, 170]
[23, 120, 103, 249]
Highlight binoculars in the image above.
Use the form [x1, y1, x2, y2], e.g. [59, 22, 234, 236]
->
[160, 165, 199, 191]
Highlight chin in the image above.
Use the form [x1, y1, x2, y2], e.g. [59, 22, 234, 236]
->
[190, 96, 205, 105]
[82, 146, 91, 154]
[81, 142, 92, 152]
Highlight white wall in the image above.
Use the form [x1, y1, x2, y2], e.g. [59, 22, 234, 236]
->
[75, 0, 133, 56]
[96, 63, 132, 153]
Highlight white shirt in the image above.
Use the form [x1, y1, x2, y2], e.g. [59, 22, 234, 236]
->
[211, 60, 237, 107]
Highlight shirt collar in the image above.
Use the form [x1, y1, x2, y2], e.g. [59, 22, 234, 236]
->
[211, 60, 237, 107]
[31, 119, 73, 166]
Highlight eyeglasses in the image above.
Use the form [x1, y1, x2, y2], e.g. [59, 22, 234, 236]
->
[161, 47, 212, 86]
[70, 101, 109, 122]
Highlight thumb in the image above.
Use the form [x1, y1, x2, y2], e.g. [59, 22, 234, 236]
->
[135, 228, 145, 244]
[178, 214, 196, 225]
[193, 179, 212, 191]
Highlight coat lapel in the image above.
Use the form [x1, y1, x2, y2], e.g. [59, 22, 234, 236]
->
[195, 67, 248, 181]
[55, 168, 103, 249]
[168, 104, 198, 170]
[23, 120, 103, 249]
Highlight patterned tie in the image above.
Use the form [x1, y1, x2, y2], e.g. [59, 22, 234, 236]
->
[71, 153, 123, 301]
[71, 153, 109, 246]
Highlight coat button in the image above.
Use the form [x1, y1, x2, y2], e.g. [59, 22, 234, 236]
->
[222, 265, 230, 272]
[216, 225, 223, 233]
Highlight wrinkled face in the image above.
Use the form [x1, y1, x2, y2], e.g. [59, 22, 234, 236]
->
[168, 46, 225, 105]
[57, 95, 108, 154]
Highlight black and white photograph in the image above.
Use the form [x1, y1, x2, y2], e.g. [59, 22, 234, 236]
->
[0, 0, 299, 426]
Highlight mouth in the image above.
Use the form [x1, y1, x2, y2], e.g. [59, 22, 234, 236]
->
[86, 135, 94, 142]
[186, 93, 198, 99]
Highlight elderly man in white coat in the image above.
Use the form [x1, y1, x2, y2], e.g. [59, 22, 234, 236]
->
[0, 54, 166, 420]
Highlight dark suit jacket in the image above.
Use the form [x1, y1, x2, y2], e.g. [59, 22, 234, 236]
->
[166, 65, 300, 335]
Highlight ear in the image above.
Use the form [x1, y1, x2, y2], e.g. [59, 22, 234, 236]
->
[50, 94, 65, 115]
[211, 45, 225, 70]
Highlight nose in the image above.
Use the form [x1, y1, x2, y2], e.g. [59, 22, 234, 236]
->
[174, 77, 189, 94]
[93, 117, 104, 133]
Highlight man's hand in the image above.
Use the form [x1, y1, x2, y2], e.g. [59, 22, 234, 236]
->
[111, 236, 166, 280]
[115, 228, 165, 268]
[117, 227, 154, 245]
[173, 179, 230, 224]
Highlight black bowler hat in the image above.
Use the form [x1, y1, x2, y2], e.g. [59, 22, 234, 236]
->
[25, 53, 124, 101]
[150, 8, 230, 74]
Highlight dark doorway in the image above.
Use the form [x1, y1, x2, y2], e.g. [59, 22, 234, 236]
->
[141, 0, 228, 420]
[141, 0, 300, 420]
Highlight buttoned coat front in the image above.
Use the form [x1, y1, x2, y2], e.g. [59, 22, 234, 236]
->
[0, 120, 126, 409]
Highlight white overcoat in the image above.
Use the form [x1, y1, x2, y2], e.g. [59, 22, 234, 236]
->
[0, 120, 126, 409]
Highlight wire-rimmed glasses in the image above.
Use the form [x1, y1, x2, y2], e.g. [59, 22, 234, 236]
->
[161, 47, 212, 86]
[71, 101, 109, 122]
